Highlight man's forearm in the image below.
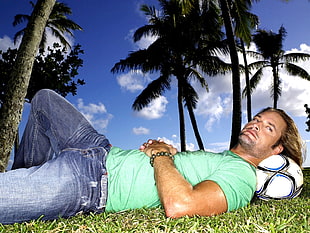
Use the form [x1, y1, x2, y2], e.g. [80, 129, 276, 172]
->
[152, 156, 193, 218]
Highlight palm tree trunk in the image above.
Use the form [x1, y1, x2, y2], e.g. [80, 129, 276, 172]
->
[241, 39, 252, 121]
[178, 82, 186, 151]
[219, 0, 242, 149]
[272, 65, 279, 109]
[186, 100, 204, 150]
[0, 0, 56, 172]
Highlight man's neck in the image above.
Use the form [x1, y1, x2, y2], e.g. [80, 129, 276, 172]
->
[230, 146, 261, 167]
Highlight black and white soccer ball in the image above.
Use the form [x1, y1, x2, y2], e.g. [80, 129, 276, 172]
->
[255, 154, 304, 200]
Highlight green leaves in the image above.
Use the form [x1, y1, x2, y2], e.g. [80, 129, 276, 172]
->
[0, 43, 85, 105]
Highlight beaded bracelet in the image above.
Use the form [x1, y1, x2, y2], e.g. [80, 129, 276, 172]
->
[150, 151, 173, 167]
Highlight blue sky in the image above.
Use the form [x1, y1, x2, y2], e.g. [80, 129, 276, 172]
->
[1, 0, 310, 167]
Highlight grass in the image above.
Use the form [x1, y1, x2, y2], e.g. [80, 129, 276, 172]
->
[1, 168, 309, 233]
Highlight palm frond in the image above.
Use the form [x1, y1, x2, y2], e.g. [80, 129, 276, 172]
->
[245, 50, 264, 60]
[232, 2, 258, 44]
[133, 25, 159, 43]
[242, 67, 263, 97]
[132, 75, 171, 110]
[175, 0, 195, 15]
[186, 68, 209, 91]
[285, 63, 310, 80]
[13, 1, 82, 49]
[247, 60, 270, 70]
[182, 82, 198, 109]
[283, 53, 310, 63]
[50, 18, 82, 34]
[13, 29, 25, 45]
[49, 28, 71, 49]
[111, 49, 150, 73]
[270, 77, 282, 100]
[197, 55, 231, 76]
[140, 4, 157, 18]
[252, 27, 285, 59]
[13, 14, 30, 26]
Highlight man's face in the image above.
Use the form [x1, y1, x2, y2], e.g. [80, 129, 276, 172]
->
[238, 111, 287, 159]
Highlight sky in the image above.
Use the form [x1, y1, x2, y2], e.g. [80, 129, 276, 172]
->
[1, 0, 310, 167]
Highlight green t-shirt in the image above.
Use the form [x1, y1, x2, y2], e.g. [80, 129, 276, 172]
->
[105, 147, 256, 213]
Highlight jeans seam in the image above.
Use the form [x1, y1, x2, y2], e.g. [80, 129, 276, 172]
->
[27, 114, 38, 167]
[61, 147, 106, 157]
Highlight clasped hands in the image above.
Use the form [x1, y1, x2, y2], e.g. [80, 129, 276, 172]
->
[139, 139, 178, 158]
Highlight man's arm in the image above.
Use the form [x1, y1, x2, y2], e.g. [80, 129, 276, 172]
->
[141, 140, 228, 218]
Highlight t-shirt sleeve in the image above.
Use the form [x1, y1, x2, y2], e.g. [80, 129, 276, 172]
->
[208, 161, 256, 212]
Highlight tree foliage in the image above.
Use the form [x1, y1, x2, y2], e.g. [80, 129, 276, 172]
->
[243, 26, 310, 108]
[13, 1, 83, 49]
[0, 43, 85, 106]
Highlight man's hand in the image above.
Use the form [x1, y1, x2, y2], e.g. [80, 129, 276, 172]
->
[139, 139, 178, 157]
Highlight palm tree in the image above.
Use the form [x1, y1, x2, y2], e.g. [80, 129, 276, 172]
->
[0, 0, 56, 172]
[179, 0, 258, 147]
[218, 0, 242, 148]
[231, 0, 259, 122]
[13, 1, 82, 49]
[243, 26, 310, 108]
[112, 0, 230, 151]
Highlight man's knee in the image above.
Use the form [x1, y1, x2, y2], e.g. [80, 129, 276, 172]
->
[32, 89, 62, 107]
[32, 89, 54, 101]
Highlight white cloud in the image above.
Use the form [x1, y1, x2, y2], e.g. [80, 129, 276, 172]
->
[132, 126, 150, 135]
[205, 141, 230, 153]
[135, 96, 168, 119]
[0, 29, 74, 54]
[158, 136, 196, 151]
[116, 70, 150, 92]
[289, 43, 310, 54]
[277, 76, 310, 116]
[194, 73, 233, 132]
[135, 34, 158, 50]
[75, 98, 113, 133]
[126, 28, 158, 50]
[0, 35, 19, 51]
[77, 98, 107, 114]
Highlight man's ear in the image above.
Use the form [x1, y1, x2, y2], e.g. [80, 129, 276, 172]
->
[274, 144, 284, 155]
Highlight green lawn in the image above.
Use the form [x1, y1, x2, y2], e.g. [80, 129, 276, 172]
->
[1, 168, 309, 233]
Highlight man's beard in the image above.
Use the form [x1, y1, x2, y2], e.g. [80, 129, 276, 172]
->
[238, 133, 261, 157]
[238, 133, 255, 149]
[238, 133, 270, 159]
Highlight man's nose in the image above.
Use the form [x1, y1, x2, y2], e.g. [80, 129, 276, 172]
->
[252, 123, 259, 131]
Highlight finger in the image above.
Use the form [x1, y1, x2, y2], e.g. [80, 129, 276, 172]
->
[147, 139, 154, 144]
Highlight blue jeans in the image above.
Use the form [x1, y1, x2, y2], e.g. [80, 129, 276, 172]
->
[0, 89, 111, 224]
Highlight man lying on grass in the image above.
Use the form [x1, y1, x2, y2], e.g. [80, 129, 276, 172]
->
[0, 89, 303, 224]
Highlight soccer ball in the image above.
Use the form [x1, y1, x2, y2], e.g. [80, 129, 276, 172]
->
[256, 154, 304, 200]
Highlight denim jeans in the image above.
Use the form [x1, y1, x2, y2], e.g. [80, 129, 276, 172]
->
[0, 89, 111, 224]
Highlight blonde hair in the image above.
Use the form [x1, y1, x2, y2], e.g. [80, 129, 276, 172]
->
[258, 108, 303, 167]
